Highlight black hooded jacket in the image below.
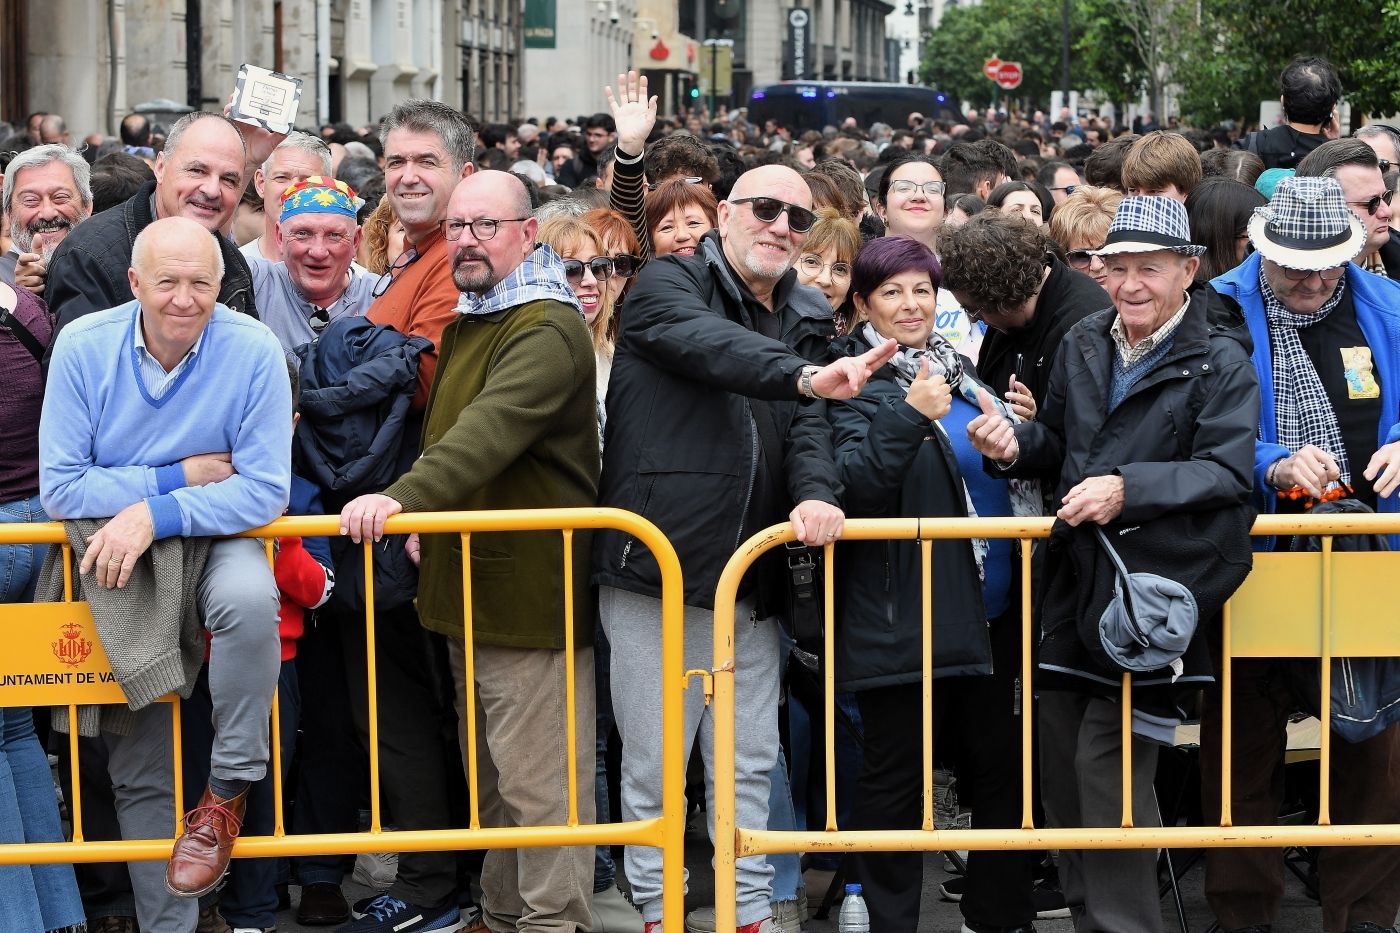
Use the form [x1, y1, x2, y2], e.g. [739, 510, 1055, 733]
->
[593, 231, 839, 613]
[1000, 286, 1261, 704]
[975, 256, 1109, 409]
[826, 332, 992, 691]
[46, 181, 258, 350]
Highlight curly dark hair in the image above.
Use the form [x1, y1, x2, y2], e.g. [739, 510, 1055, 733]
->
[642, 133, 720, 185]
[939, 212, 1050, 313]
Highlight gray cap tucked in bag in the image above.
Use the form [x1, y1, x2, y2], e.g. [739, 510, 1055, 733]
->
[1095, 526, 1199, 672]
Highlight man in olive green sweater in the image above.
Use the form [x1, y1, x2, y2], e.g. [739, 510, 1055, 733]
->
[340, 170, 599, 933]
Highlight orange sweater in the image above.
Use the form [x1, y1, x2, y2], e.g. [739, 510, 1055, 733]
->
[367, 226, 461, 408]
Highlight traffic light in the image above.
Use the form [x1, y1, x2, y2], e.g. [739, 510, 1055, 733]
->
[690, 87, 701, 99]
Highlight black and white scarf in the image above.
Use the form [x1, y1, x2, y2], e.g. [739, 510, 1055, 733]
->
[1262, 270, 1350, 482]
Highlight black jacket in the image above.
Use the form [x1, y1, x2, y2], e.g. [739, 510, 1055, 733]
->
[975, 256, 1109, 409]
[827, 333, 991, 691]
[1234, 124, 1328, 170]
[1379, 229, 1400, 282]
[593, 231, 838, 611]
[1002, 287, 1260, 699]
[291, 316, 433, 612]
[46, 181, 258, 348]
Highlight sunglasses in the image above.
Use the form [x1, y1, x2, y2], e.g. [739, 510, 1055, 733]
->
[1065, 246, 1102, 269]
[647, 176, 703, 192]
[1380, 159, 1393, 174]
[1346, 189, 1395, 216]
[309, 306, 330, 334]
[730, 196, 816, 233]
[1279, 264, 1347, 282]
[371, 247, 420, 298]
[563, 257, 616, 283]
[1050, 184, 1078, 196]
[611, 253, 642, 278]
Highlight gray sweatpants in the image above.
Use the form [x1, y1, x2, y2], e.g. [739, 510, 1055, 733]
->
[599, 586, 780, 927]
[104, 537, 280, 932]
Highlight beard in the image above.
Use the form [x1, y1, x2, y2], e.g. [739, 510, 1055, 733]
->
[11, 214, 80, 261]
[452, 251, 497, 293]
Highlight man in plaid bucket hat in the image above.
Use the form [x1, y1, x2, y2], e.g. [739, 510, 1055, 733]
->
[1208, 174, 1400, 933]
[967, 197, 1261, 932]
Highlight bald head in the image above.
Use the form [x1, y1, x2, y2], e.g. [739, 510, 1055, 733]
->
[128, 217, 226, 367]
[728, 165, 812, 207]
[446, 170, 539, 295]
[453, 169, 533, 219]
[132, 216, 224, 280]
[718, 165, 814, 294]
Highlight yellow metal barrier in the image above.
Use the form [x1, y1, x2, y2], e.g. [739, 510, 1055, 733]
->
[0, 509, 687, 929]
[710, 513, 1400, 932]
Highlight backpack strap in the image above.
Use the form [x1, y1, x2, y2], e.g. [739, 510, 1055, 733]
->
[0, 283, 43, 363]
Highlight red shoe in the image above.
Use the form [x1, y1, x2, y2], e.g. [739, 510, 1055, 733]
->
[735, 919, 774, 933]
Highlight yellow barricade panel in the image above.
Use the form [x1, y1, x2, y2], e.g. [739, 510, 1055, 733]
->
[0, 603, 131, 706]
[1230, 551, 1400, 658]
[1330, 551, 1400, 656]
[1230, 552, 1323, 657]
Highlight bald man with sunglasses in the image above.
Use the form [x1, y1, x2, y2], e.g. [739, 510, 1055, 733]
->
[592, 164, 895, 933]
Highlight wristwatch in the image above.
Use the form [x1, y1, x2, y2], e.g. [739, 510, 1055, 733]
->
[798, 365, 821, 399]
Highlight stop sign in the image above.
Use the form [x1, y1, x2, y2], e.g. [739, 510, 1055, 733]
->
[995, 61, 1023, 90]
[983, 57, 1002, 81]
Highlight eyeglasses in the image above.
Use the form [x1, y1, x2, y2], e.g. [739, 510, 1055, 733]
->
[888, 179, 947, 199]
[611, 253, 642, 278]
[1050, 184, 1078, 196]
[371, 247, 420, 298]
[797, 254, 852, 280]
[729, 196, 817, 233]
[647, 176, 703, 192]
[1346, 189, 1395, 216]
[1279, 264, 1347, 282]
[563, 257, 616, 283]
[1065, 246, 1103, 269]
[440, 217, 530, 242]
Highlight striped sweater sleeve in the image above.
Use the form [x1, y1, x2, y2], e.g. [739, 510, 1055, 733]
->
[609, 147, 652, 259]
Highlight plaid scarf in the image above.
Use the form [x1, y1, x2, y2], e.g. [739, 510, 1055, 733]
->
[1262, 269, 1351, 482]
[455, 243, 583, 319]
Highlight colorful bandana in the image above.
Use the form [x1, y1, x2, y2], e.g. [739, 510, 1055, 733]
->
[279, 175, 364, 221]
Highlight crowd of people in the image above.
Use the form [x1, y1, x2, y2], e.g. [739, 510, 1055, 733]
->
[4, 50, 1400, 933]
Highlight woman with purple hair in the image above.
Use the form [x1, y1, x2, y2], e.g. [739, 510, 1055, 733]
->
[826, 235, 1041, 933]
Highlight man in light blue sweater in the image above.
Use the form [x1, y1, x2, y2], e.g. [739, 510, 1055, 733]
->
[40, 216, 292, 932]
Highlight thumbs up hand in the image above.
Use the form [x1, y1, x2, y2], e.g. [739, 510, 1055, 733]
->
[966, 388, 1020, 464]
[905, 356, 952, 421]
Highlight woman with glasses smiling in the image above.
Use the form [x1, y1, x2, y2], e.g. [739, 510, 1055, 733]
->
[795, 208, 862, 334]
[1047, 185, 1122, 291]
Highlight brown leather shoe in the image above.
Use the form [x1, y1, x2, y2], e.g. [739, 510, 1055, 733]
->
[165, 784, 249, 897]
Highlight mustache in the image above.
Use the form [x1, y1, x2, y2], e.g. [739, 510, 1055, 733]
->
[27, 216, 73, 236]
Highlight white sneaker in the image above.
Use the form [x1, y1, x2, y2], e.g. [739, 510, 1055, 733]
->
[352, 849, 398, 889]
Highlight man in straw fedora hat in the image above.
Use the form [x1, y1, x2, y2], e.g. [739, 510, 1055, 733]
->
[967, 196, 1260, 931]
[1207, 173, 1400, 933]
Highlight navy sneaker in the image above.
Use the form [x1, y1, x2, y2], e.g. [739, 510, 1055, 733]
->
[338, 894, 460, 932]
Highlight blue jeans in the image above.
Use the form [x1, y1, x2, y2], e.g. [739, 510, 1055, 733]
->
[0, 494, 84, 932]
[594, 622, 617, 892]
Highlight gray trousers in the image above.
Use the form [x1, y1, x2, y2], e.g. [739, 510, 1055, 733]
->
[1038, 690, 1165, 933]
[599, 586, 780, 927]
[102, 537, 280, 933]
[448, 639, 596, 933]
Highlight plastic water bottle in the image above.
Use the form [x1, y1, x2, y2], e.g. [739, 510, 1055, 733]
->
[837, 883, 870, 933]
